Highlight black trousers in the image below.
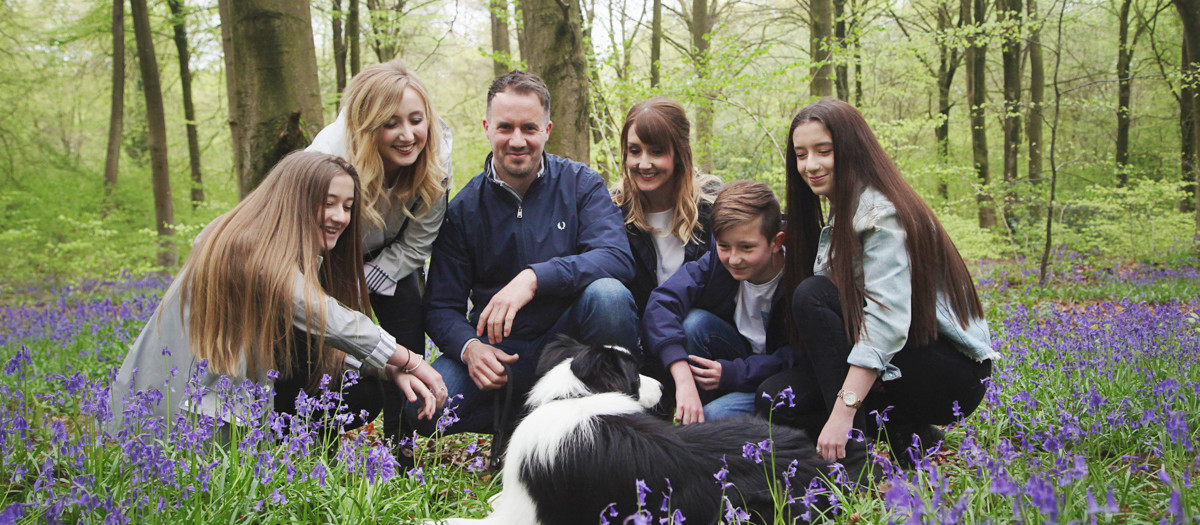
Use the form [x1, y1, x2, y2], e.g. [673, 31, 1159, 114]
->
[756, 276, 991, 440]
[274, 331, 386, 434]
[369, 271, 426, 444]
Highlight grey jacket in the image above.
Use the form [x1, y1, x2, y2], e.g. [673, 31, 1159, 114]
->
[814, 186, 999, 381]
[107, 271, 396, 433]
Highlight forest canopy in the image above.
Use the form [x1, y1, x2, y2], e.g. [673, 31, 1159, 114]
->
[0, 0, 1196, 289]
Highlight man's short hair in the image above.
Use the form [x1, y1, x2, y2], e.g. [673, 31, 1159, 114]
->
[711, 180, 782, 240]
[487, 70, 551, 120]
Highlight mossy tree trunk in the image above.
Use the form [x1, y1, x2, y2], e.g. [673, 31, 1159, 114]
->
[522, 0, 590, 165]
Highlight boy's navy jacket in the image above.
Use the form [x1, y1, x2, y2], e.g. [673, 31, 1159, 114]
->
[642, 249, 796, 392]
[424, 153, 634, 360]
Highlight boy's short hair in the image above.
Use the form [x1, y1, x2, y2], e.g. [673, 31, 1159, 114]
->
[711, 180, 781, 240]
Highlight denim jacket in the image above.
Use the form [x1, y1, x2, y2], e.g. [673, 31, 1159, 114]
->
[814, 186, 998, 381]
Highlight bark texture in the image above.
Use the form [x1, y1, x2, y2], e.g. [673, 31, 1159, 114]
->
[967, 0, 995, 228]
[522, 0, 590, 164]
[130, 0, 176, 267]
[103, 0, 125, 200]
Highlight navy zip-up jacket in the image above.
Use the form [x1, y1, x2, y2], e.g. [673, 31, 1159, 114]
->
[642, 249, 796, 392]
[424, 153, 635, 361]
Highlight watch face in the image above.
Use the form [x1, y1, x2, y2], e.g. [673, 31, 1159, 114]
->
[843, 391, 858, 406]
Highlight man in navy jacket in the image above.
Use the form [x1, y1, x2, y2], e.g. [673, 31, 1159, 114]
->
[411, 71, 637, 437]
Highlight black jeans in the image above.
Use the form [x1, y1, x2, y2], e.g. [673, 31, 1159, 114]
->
[274, 330, 386, 434]
[369, 270, 426, 444]
[756, 276, 991, 440]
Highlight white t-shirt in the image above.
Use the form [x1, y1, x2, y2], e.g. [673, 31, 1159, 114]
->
[734, 268, 783, 355]
[645, 210, 686, 285]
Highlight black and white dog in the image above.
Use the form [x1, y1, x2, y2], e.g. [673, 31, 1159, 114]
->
[436, 336, 834, 525]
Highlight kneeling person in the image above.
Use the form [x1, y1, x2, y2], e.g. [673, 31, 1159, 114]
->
[643, 180, 795, 424]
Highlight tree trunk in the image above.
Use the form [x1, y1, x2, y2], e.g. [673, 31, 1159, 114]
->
[366, 0, 403, 63]
[1027, 0, 1043, 186]
[692, 0, 714, 173]
[1116, 0, 1133, 186]
[1174, 0, 1200, 241]
[968, 0, 995, 228]
[651, 0, 662, 88]
[811, 0, 834, 96]
[103, 0, 125, 204]
[130, 0, 176, 267]
[219, 0, 325, 197]
[167, 0, 204, 209]
[522, 0, 590, 164]
[834, 0, 848, 100]
[333, 0, 347, 104]
[491, 0, 512, 76]
[934, 0, 962, 200]
[349, 0, 361, 76]
[998, 0, 1020, 225]
[1183, 42, 1197, 212]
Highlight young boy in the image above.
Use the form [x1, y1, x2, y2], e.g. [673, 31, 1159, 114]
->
[642, 180, 795, 424]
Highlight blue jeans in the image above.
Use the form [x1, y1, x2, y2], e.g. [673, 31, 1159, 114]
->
[682, 309, 758, 421]
[408, 278, 638, 436]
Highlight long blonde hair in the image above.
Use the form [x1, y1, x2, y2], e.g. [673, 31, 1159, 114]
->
[342, 60, 447, 227]
[612, 97, 715, 243]
[181, 152, 371, 383]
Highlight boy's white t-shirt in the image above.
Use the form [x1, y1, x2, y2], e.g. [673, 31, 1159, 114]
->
[645, 210, 686, 285]
[734, 267, 784, 355]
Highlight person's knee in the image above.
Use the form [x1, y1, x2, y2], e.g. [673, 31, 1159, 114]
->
[792, 275, 836, 318]
[581, 278, 635, 309]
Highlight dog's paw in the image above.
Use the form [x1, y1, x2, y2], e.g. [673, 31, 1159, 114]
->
[637, 374, 663, 409]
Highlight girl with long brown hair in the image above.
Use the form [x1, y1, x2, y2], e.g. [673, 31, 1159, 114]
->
[307, 60, 452, 444]
[756, 99, 998, 467]
[110, 152, 447, 437]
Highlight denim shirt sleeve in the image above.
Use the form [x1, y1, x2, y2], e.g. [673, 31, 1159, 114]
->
[845, 197, 910, 381]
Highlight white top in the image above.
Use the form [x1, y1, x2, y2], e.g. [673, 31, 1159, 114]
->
[645, 209, 685, 285]
[734, 267, 783, 355]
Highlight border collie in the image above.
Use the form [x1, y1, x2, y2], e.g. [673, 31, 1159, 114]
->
[435, 336, 832, 525]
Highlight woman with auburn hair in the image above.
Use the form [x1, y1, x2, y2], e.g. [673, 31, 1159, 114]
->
[110, 151, 447, 437]
[756, 98, 997, 467]
[307, 60, 452, 445]
[612, 97, 720, 315]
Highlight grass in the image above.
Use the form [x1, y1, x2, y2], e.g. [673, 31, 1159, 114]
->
[0, 259, 1198, 523]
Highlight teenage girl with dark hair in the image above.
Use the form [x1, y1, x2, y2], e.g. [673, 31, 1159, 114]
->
[757, 98, 998, 465]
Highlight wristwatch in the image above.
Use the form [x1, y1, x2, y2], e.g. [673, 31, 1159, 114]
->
[836, 389, 862, 409]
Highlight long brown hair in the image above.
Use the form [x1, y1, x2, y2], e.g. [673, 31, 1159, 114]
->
[181, 151, 371, 383]
[783, 98, 983, 347]
[343, 60, 447, 228]
[612, 97, 715, 243]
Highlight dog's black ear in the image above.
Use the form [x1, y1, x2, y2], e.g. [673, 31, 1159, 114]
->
[537, 334, 587, 377]
[569, 343, 640, 397]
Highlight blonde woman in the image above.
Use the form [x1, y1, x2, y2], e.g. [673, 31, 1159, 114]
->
[109, 152, 447, 438]
[307, 61, 452, 445]
[612, 97, 720, 315]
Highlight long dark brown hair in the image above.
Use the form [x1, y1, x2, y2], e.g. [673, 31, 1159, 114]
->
[782, 98, 983, 348]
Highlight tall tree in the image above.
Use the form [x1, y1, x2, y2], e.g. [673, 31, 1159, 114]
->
[491, 0, 512, 76]
[130, 0, 176, 267]
[103, 0, 125, 202]
[522, 0, 590, 164]
[1183, 43, 1197, 212]
[1174, 0, 1200, 239]
[998, 0, 1020, 222]
[834, 0, 848, 99]
[650, 0, 662, 87]
[691, 0, 715, 173]
[219, 0, 325, 196]
[1026, 0, 1044, 186]
[349, 0, 361, 75]
[1115, 0, 1138, 185]
[811, 0, 834, 96]
[333, 0, 348, 102]
[166, 0, 204, 208]
[967, 0, 995, 228]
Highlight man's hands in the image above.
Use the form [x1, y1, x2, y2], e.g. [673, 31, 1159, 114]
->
[462, 339, 519, 391]
[476, 268, 538, 344]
